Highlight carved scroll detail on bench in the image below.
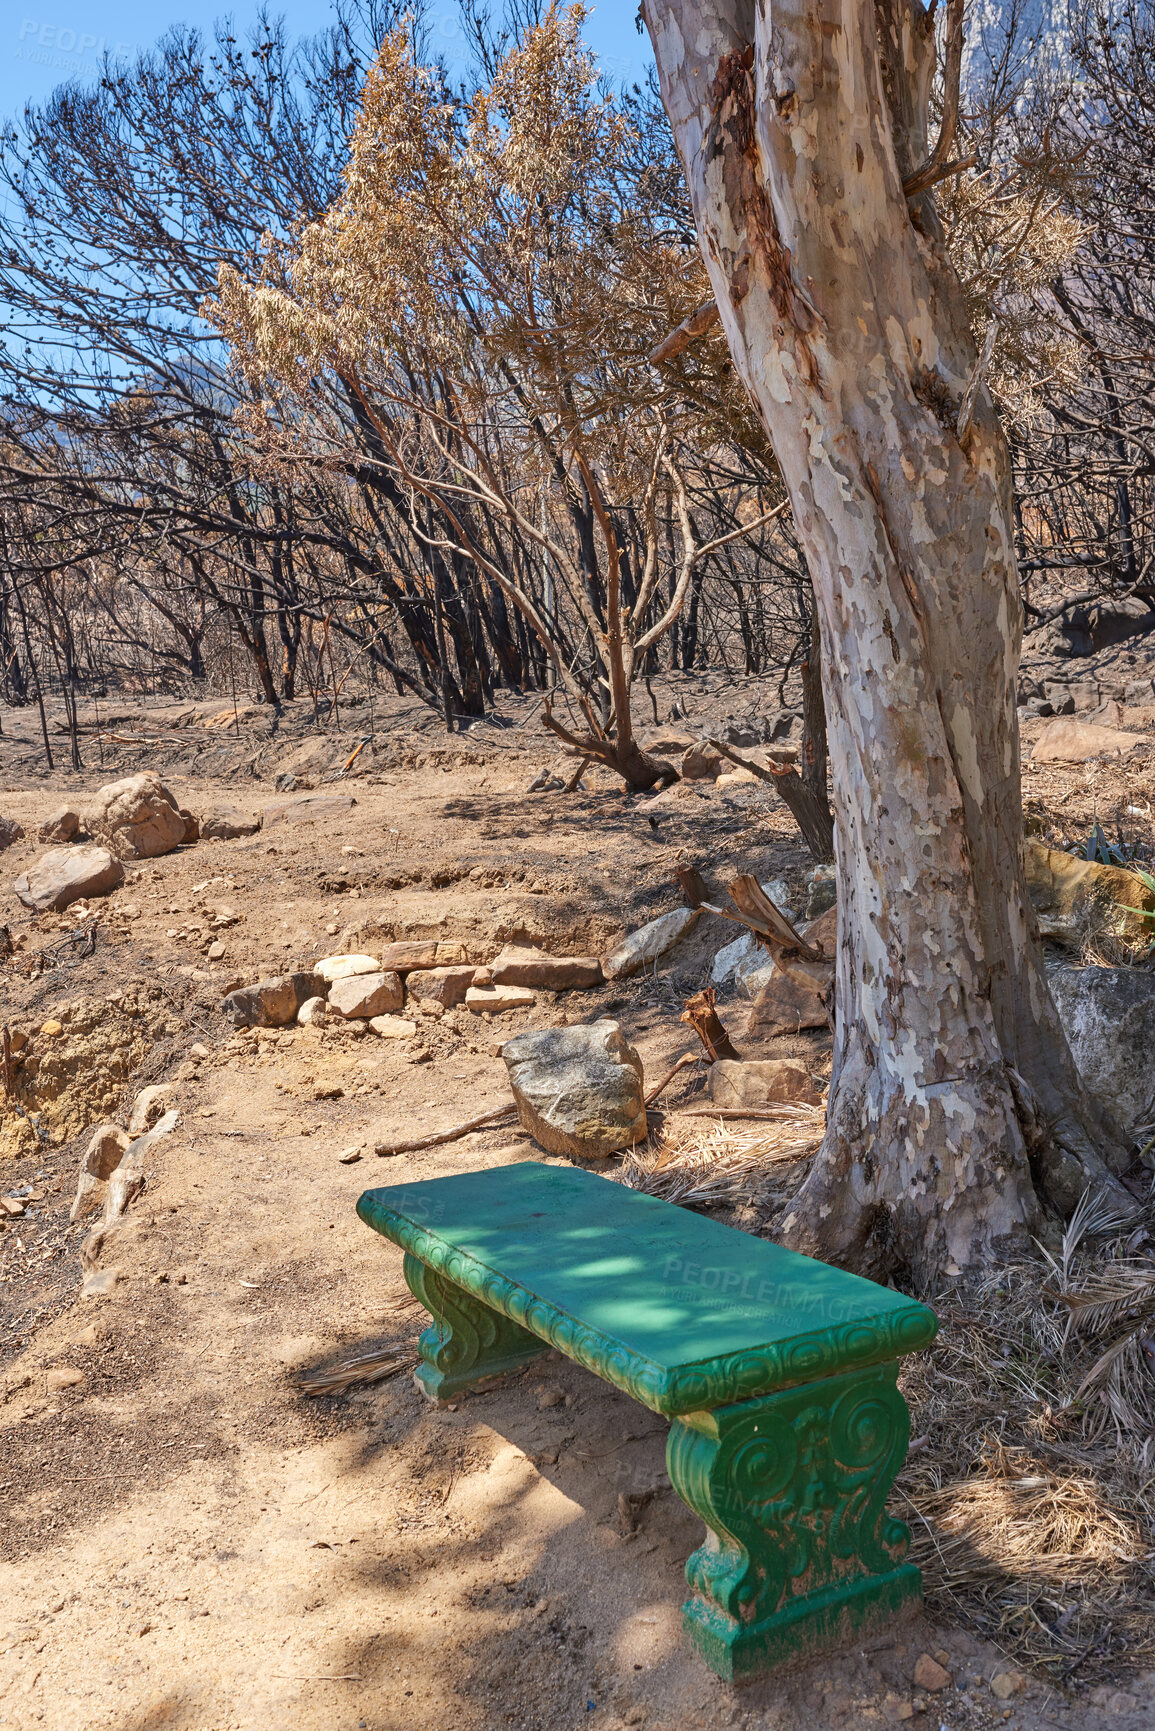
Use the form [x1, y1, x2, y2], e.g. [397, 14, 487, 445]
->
[667, 1364, 920, 1680]
[403, 1253, 546, 1402]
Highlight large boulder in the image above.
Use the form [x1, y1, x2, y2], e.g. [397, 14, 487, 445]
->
[200, 804, 260, 840]
[602, 907, 700, 980]
[502, 1020, 646, 1159]
[708, 1059, 824, 1109]
[0, 816, 24, 850]
[1024, 841, 1155, 945]
[1049, 966, 1155, 1132]
[14, 844, 124, 914]
[223, 972, 325, 1029]
[491, 944, 602, 991]
[326, 970, 404, 1019]
[83, 773, 188, 859]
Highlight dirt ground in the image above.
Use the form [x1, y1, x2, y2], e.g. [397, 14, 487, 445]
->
[1, 676, 1153, 1731]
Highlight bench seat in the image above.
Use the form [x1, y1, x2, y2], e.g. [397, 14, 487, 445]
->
[357, 1160, 937, 1680]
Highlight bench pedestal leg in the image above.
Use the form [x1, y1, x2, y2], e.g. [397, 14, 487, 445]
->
[403, 1252, 546, 1403]
[666, 1362, 921, 1681]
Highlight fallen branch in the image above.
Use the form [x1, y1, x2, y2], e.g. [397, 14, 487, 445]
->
[644, 1050, 699, 1106]
[375, 1103, 516, 1156]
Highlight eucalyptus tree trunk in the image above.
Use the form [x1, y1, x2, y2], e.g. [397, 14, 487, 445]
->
[645, 0, 1131, 1283]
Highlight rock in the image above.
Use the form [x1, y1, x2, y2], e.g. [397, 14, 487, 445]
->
[327, 971, 404, 1019]
[1032, 718, 1145, 763]
[711, 930, 758, 985]
[38, 806, 80, 844]
[336, 1146, 363, 1164]
[368, 1014, 417, 1039]
[602, 907, 701, 980]
[260, 792, 357, 828]
[746, 908, 836, 1033]
[127, 1085, 173, 1135]
[989, 1672, 1023, 1701]
[206, 940, 226, 961]
[502, 1020, 646, 1158]
[491, 945, 602, 991]
[0, 815, 25, 850]
[708, 1060, 823, 1108]
[297, 996, 328, 1025]
[404, 965, 476, 1008]
[315, 953, 381, 983]
[379, 940, 438, 972]
[14, 844, 124, 914]
[45, 1368, 85, 1393]
[1024, 841, 1155, 944]
[83, 772, 188, 859]
[69, 1123, 132, 1221]
[913, 1654, 951, 1693]
[223, 972, 325, 1029]
[681, 740, 724, 780]
[465, 984, 537, 1015]
[639, 726, 695, 755]
[1048, 966, 1155, 1130]
[199, 804, 260, 840]
[434, 941, 471, 966]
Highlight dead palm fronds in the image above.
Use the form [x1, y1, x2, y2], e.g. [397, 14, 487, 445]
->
[616, 1103, 826, 1207]
[298, 1350, 415, 1397]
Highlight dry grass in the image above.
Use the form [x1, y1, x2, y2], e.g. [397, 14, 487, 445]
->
[615, 1103, 825, 1207]
[899, 1231, 1155, 1684]
[620, 1109, 1155, 1685]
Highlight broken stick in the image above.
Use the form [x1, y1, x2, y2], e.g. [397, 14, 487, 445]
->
[375, 1103, 517, 1156]
[680, 988, 740, 1062]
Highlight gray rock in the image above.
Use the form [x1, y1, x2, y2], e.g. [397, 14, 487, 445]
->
[0, 815, 24, 850]
[712, 929, 758, 985]
[502, 1020, 646, 1159]
[261, 792, 356, 828]
[200, 804, 260, 840]
[223, 971, 325, 1029]
[83, 772, 188, 859]
[14, 844, 125, 913]
[1048, 965, 1155, 1131]
[38, 806, 80, 844]
[326, 970, 404, 1019]
[491, 944, 602, 991]
[602, 907, 700, 980]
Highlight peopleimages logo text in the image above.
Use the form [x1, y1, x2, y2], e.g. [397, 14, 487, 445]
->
[16, 19, 135, 59]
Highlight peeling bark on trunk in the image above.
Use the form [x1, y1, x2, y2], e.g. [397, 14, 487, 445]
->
[646, 0, 1132, 1283]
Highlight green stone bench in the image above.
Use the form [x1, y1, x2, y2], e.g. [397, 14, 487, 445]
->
[356, 1161, 937, 1681]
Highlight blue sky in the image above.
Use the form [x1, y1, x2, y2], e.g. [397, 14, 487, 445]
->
[1, 1, 655, 122]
